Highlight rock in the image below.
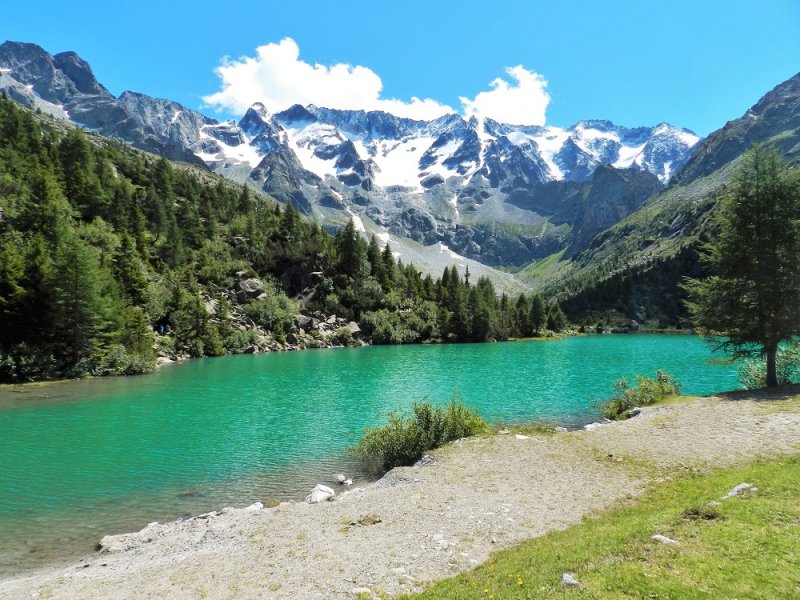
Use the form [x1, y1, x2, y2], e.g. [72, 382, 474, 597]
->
[498, 429, 510, 435]
[345, 321, 361, 335]
[245, 502, 263, 511]
[515, 434, 529, 440]
[628, 407, 642, 417]
[306, 484, 335, 504]
[561, 573, 580, 587]
[326, 315, 337, 324]
[286, 333, 299, 345]
[337, 474, 347, 484]
[243, 346, 256, 354]
[414, 455, 435, 467]
[651, 534, 678, 545]
[295, 314, 312, 329]
[722, 482, 755, 499]
[584, 422, 602, 431]
[235, 277, 264, 298]
[391, 567, 407, 575]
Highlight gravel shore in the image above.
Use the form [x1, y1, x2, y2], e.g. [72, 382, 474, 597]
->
[2, 390, 798, 599]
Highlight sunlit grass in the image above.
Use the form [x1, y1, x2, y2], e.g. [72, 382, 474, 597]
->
[409, 455, 800, 599]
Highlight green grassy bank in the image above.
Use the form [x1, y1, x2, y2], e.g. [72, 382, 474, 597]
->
[409, 455, 800, 599]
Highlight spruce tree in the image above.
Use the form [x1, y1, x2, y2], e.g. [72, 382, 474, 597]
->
[685, 145, 800, 387]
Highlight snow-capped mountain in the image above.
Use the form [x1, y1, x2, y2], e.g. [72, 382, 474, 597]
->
[196, 104, 698, 191]
[0, 40, 702, 268]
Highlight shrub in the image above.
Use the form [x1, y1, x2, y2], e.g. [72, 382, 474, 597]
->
[354, 394, 488, 470]
[599, 370, 682, 420]
[737, 342, 800, 389]
[242, 284, 296, 334]
[223, 329, 258, 354]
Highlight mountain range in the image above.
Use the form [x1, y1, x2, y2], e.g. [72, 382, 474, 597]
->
[0, 40, 699, 273]
[2, 39, 798, 322]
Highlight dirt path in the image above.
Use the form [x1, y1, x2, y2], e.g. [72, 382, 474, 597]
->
[2, 391, 799, 599]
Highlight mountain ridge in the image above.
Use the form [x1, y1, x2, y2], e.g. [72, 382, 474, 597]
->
[0, 39, 702, 276]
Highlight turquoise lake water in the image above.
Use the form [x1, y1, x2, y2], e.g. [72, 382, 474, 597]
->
[0, 335, 739, 575]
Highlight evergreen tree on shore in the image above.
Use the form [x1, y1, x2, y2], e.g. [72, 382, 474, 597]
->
[685, 145, 800, 387]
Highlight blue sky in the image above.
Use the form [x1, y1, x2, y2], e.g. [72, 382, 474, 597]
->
[4, 0, 799, 135]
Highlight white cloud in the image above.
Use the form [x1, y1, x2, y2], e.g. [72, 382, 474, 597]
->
[202, 38, 453, 120]
[460, 66, 550, 126]
[203, 40, 551, 126]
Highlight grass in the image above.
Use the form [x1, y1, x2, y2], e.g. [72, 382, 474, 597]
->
[353, 394, 488, 471]
[408, 455, 800, 599]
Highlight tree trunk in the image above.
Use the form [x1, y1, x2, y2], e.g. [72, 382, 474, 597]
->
[765, 344, 779, 387]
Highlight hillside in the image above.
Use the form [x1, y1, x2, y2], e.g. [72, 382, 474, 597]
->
[530, 72, 800, 324]
[0, 41, 700, 271]
[0, 98, 568, 383]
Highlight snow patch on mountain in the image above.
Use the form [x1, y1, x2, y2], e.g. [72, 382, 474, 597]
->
[197, 126, 263, 167]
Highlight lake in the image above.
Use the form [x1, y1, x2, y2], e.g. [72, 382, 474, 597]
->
[0, 334, 739, 575]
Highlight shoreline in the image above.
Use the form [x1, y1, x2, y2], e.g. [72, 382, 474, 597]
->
[2, 390, 798, 599]
[0, 409, 601, 580]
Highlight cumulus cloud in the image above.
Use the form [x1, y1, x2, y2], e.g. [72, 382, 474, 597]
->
[203, 39, 551, 126]
[202, 38, 454, 120]
[460, 66, 550, 126]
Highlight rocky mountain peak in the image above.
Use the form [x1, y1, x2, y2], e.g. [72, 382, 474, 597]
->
[52, 51, 107, 96]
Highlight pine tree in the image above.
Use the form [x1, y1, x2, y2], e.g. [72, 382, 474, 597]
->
[529, 294, 547, 335]
[685, 145, 800, 387]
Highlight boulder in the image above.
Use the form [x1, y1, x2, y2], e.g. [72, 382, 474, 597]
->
[651, 534, 678, 545]
[306, 484, 335, 504]
[295, 314, 313, 329]
[286, 333, 299, 345]
[344, 321, 361, 335]
[235, 277, 264, 298]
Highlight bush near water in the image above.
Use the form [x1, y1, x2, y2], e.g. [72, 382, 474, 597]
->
[599, 370, 682, 420]
[355, 394, 488, 470]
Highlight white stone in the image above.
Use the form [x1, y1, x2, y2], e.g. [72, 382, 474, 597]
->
[722, 482, 754, 499]
[561, 573, 580, 586]
[351, 587, 371, 596]
[651, 534, 678, 545]
[515, 434, 529, 440]
[307, 484, 335, 504]
[337, 474, 347, 484]
[244, 502, 263, 511]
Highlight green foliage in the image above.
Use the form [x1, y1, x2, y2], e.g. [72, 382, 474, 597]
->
[685, 145, 800, 386]
[599, 370, 682, 419]
[738, 342, 800, 389]
[354, 394, 488, 470]
[242, 284, 296, 334]
[0, 97, 568, 382]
